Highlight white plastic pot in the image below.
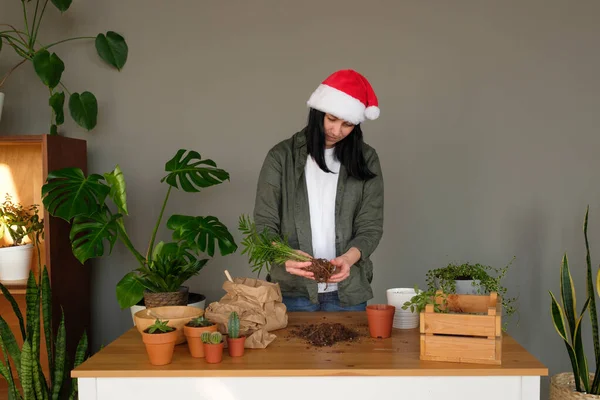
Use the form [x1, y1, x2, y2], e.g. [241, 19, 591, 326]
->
[0, 92, 4, 123]
[0, 243, 33, 281]
[130, 293, 206, 325]
[386, 288, 420, 329]
[454, 279, 480, 295]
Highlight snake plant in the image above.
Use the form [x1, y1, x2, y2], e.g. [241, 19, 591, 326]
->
[549, 205, 600, 394]
[0, 266, 88, 400]
[40, 149, 238, 309]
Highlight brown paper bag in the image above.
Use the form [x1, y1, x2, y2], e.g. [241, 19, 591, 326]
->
[204, 276, 288, 348]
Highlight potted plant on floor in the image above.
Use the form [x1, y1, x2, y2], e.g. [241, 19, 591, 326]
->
[141, 319, 178, 366]
[425, 257, 519, 329]
[184, 315, 218, 358]
[549, 206, 600, 399]
[226, 311, 246, 357]
[202, 331, 224, 364]
[0, 0, 128, 133]
[0, 193, 44, 281]
[41, 149, 238, 314]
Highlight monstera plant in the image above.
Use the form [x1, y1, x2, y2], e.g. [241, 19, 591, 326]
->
[40, 149, 238, 309]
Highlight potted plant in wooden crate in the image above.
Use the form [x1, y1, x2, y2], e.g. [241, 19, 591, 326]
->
[184, 315, 218, 358]
[0, 0, 127, 133]
[226, 311, 246, 357]
[202, 331, 224, 364]
[41, 149, 238, 314]
[418, 290, 503, 365]
[141, 319, 178, 366]
[425, 258, 518, 329]
[549, 206, 600, 399]
[0, 193, 44, 281]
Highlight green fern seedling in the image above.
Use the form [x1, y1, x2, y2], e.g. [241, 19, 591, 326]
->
[228, 311, 240, 339]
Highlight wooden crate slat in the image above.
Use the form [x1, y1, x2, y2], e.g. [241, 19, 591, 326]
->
[422, 313, 497, 337]
[421, 334, 501, 365]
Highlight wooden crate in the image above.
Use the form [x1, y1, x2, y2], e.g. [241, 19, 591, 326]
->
[419, 291, 502, 365]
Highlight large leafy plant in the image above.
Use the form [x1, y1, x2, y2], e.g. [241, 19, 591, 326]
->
[0, 0, 128, 134]
[550, 206, 600, 394]
[0, 266, 88, 400]
[41, 149, 238, 309]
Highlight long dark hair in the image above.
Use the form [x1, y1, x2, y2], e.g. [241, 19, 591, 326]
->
[305, 108, 376, 181]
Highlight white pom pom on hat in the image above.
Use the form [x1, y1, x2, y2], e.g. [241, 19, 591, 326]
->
[306, 69, 380, 125]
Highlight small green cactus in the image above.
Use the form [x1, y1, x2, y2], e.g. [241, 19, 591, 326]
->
[210, 331, 222, 344]
[228, 311, 240, 339]
[201, 331, 212, 344]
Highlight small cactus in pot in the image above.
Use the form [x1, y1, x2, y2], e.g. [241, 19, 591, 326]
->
[201, 331, 224, 363]
[184, 314, 217, 358]
[227, 311, 246, 357]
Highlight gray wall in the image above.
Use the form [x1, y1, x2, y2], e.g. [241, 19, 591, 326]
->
[2, 0, 600, 396]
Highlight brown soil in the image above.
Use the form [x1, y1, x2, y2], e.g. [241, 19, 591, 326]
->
[306, 258, 337, 287]
[291, 322, 360, 347]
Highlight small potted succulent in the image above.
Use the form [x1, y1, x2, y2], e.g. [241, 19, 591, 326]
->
[141, 319, 178, 366]
[201, 331, 224, 364]
[183, 315, 217, 358]
[226, 311, 246, 357]
[0, 194, 44, 281]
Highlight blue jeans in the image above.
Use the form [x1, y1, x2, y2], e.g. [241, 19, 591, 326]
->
[282, 291, 366, 311]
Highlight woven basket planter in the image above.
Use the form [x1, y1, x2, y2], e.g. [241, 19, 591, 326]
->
[550, 372, 600, 400]
[144, 287, 189, 309]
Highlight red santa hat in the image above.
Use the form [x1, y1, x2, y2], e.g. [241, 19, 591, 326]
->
[306, 69, 380, 125]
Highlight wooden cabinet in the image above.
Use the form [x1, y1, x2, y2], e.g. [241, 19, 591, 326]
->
[0, 134, 90, 397]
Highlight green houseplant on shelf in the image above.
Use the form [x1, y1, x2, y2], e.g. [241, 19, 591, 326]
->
[0, 193, 44, 282]
[40, 149, 238, 311]
[0, 0, 128, 133]
[549, 206, 600, 398]
[424, 258, 519, 327]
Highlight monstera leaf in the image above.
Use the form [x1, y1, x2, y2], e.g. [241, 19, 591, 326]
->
[42, 168, 110, 221]
[161, 149, 230, 192]
[167, 215, 237, 257]
[116, 272, 145, 310]
[69, 207, 121, 264]
[103, 165, 128, 215]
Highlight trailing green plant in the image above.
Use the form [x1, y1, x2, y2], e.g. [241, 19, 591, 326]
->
[41, 149, 238, 309]
[186, 315, 214, 328]
[550, 206, 600, 394]
[0, 193, 44, 247]
[426, 257, 518, 325]
[144, 319, 174, 334]
[401, 285, 448, 314]
[228, 311, 240, 339]
[0, 266, 89, 400]
[0, 0, 128, 134]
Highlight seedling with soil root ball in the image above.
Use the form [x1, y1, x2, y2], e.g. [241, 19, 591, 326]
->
[238, 215, 337, 285]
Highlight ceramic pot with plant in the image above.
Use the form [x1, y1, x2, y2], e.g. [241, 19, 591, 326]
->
[141, 319, 178, 366]
[366, 304, 395, 338]
[202, 331, 224, 364]
[549, 206, 600, 399]
[183, 315, 217, 358]
[425, 258, 518, 330]
[226, 311, 246, 357]
[0, 0, 128, 134]
[41, 149, 238, 313]
[0, 194, 44, 281]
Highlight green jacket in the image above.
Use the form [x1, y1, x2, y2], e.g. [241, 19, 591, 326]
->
[253, 129, 384, 306]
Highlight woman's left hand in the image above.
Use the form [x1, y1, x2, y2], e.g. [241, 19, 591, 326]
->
[328, 248, 361, 283]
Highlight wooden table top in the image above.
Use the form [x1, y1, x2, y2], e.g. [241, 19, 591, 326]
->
[72, 312, 548, 378]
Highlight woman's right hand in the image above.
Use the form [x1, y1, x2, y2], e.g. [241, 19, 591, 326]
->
[285, 250, 314, 279]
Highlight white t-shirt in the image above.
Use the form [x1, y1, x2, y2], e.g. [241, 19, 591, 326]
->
[305, 147, 340, 293]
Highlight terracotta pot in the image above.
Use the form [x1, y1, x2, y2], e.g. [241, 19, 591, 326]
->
[183, 324, 217, 358]
[227, 336, 246, 357]
[204, 342, 224, 364]
[141, 328, 178, 366]
[366, 304, 395, 338]
[550, 372, 600, 399]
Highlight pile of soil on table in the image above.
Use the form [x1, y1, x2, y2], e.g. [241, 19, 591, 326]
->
[290, 322, 360, 347]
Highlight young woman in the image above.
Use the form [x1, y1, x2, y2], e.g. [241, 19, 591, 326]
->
[253, 69, 384, 311]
